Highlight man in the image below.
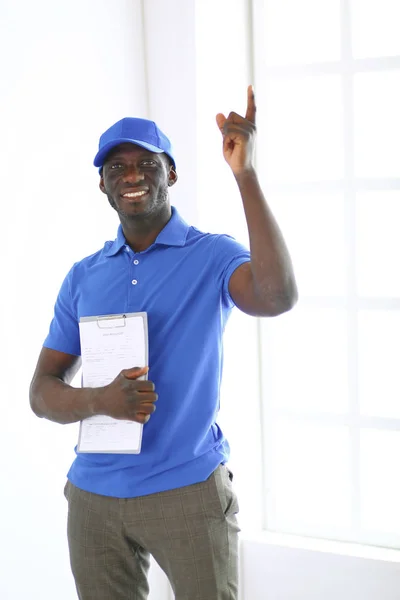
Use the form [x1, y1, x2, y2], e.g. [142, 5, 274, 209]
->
[29, 86, 297, 600]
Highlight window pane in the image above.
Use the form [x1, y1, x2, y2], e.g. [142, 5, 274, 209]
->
[351, 0, 400, 59]
[264, 0, 341, 66]
[261, 306, 348, 414]
[356, 191, 400, 297]
[269, 193, 346, 296]
[358, 311, 400, 419]
[270, 420, 351, 530]
[259, 75, 344, 182]
[360, 429, 400, 533]
[354, 71, 400, 178]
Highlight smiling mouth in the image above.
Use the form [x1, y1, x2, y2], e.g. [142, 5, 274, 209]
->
[122, 190, 149, 199]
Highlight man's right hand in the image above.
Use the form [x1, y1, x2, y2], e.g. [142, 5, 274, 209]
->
[98, 366, 157, 424]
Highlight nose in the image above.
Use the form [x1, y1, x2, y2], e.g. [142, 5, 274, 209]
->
[122, 165, 145, 183]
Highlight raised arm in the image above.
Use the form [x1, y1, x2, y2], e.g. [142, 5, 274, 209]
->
[216, 86, 298, 317]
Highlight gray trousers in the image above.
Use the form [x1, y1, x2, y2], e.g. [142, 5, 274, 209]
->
[64, 464, 240, 600]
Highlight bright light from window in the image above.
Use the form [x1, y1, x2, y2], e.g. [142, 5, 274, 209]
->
[351, 0, 400, 59]
[264, 0, 341, 66]
[259, 75, 344, 183]
[354, 71, 400, 178]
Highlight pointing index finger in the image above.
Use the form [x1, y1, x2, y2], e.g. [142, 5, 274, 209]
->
[245, 84, 256, 124]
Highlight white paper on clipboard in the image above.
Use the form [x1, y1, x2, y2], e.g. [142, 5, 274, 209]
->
[77, 312, 148, 454]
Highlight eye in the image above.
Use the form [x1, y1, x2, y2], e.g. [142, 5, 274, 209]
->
[141, 160, 156, 167]
[110, 163, 123, 170]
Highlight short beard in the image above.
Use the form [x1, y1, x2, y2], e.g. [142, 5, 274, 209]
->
[107, 187, 169, 219]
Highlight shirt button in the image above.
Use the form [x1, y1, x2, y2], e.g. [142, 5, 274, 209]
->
[133, 259, 139, 265]
[131, 279, 138, 285]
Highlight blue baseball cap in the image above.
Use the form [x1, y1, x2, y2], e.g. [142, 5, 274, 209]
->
[94, 117, 176, 169]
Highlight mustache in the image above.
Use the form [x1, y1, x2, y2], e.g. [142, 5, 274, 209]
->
[106, 187, 169, 216]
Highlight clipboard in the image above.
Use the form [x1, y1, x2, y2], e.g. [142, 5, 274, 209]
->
[77, 312, 148, 454]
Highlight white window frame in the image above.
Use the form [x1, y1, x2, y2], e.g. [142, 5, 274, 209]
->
[252, 0, 400, 549]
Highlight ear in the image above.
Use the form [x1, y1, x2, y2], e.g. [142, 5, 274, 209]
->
[99, 175, 106, 194]
[167, 167, 178, 187]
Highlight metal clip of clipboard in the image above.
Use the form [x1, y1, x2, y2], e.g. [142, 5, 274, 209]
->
[96, 314, 127, 329]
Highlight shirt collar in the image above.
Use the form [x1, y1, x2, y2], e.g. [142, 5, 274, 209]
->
[104, 206, 189, 257]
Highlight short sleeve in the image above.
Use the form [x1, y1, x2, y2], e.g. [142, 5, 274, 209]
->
[43, 266, 81, 356]
[212, 234, 251, 307]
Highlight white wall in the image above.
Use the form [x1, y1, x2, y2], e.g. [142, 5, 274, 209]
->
[0, 0, 186, 598]
[240, 535, 400, 600]
[143, 0, 198, 226]
[2, 1, 399, 599]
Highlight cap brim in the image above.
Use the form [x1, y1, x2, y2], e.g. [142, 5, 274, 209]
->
[94, 138, 164, 167]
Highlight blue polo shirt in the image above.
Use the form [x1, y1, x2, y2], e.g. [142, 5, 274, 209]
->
[44, 207, 250, 498]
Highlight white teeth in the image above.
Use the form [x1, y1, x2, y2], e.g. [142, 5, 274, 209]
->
[123, 191, 147, 198]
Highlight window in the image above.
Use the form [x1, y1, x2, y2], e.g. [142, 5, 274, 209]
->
[253, 0, 400, 548]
